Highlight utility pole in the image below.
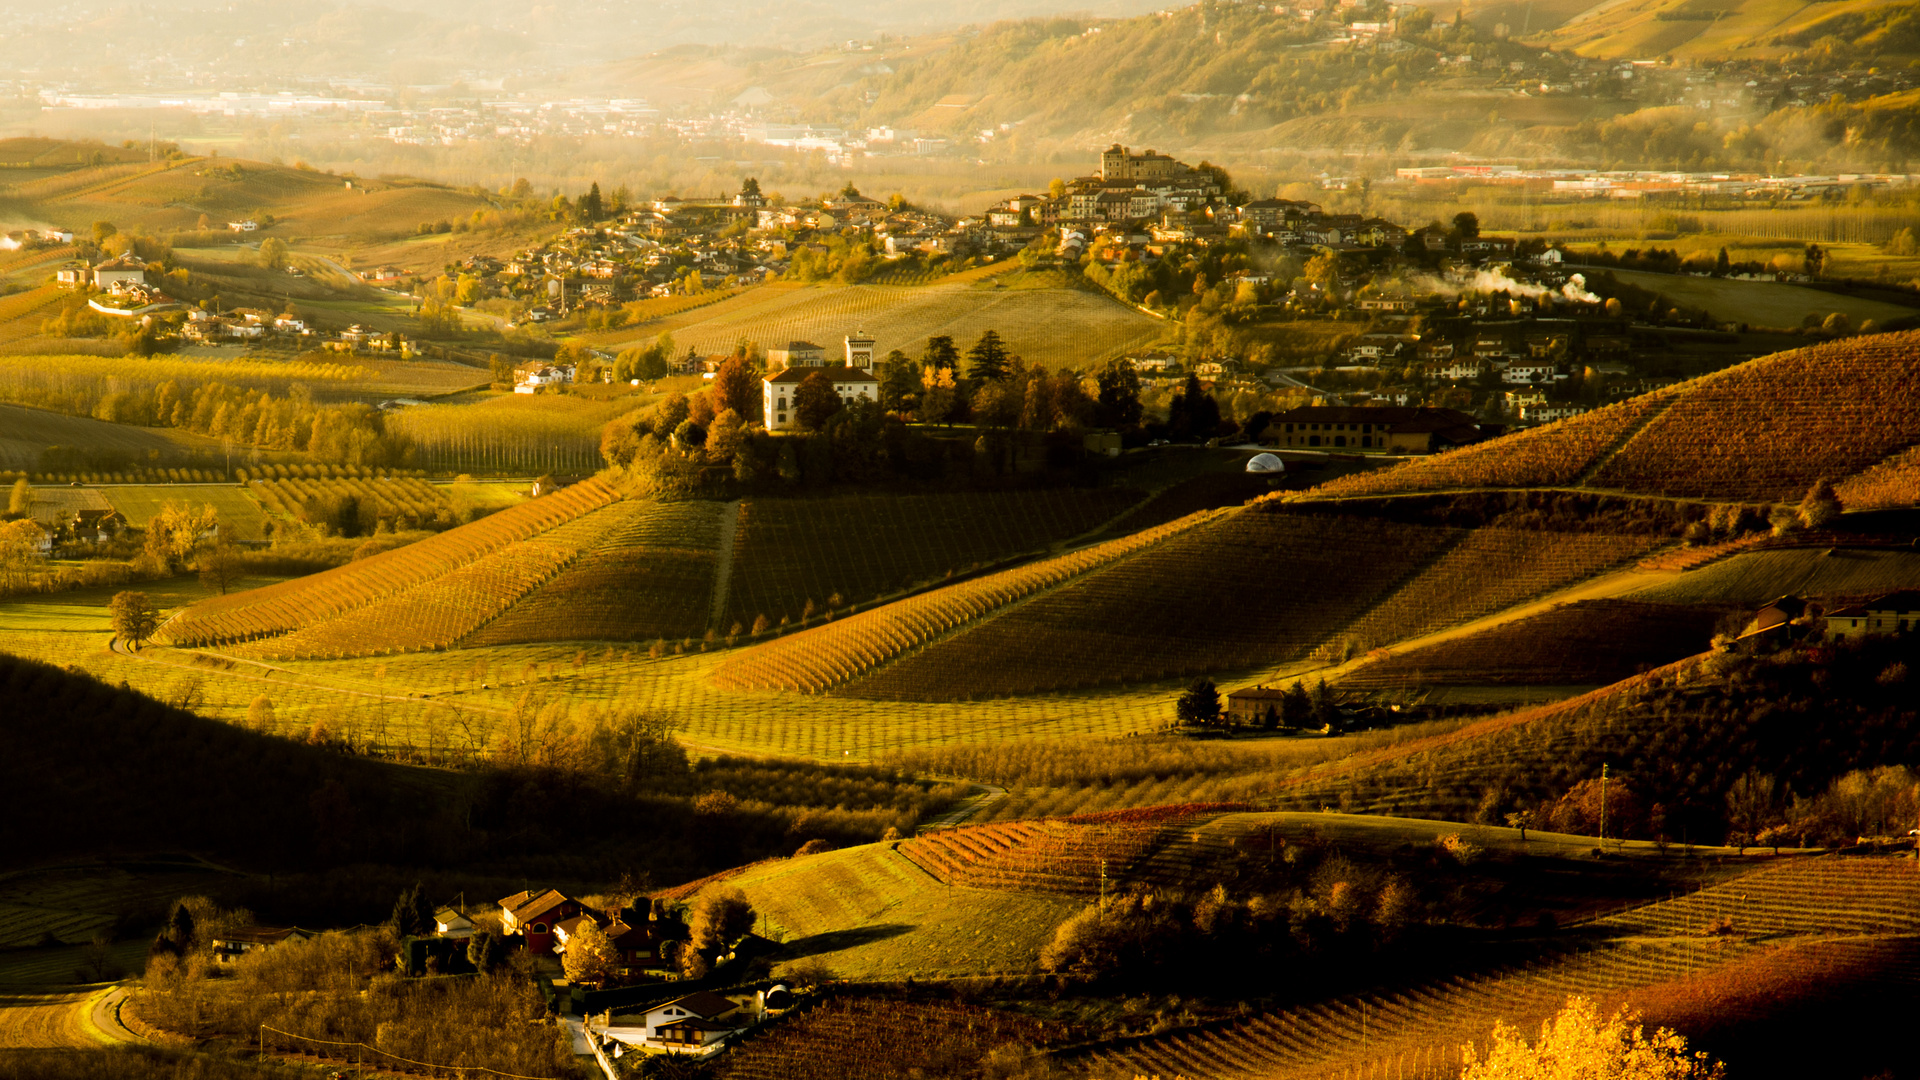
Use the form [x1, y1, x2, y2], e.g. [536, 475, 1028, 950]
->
[1599, 763, 1609, 851]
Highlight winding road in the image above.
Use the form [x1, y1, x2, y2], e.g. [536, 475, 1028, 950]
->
[0, 984, 145, 1050]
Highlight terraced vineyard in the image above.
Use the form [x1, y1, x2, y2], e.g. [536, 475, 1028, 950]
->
[714, 507, 1212, 693]
[1836, 443, 1920, 510]
[1307, 391, 1677, 499]
[721, 488, 1145, 630]
[465, 500, 724, 645]
[1340, 599, 1729, 689]
[159, 477, 621, 648]
[0, 285, 70, 342]
[1079, 857, 1920, 1080]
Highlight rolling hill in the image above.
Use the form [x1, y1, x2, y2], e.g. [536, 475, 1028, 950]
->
[1307, 331, 1920, 504]
[718, 500, 1667, 699]
[160, 483, 1149, 658]
[1533, 0, 1920, 60]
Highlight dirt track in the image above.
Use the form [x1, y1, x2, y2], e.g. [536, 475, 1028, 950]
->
[0, 988, 100, 1049]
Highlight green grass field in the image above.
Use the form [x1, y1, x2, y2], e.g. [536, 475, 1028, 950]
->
[102, 484, 269, 541]
[0, 404, 227, 474]
[588, 275, 1167, 371]
[1608, 269, 1914, 328]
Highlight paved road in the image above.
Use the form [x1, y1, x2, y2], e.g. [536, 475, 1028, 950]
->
[0, 984, 141, 1049]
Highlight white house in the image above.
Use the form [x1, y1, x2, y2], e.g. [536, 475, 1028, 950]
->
[1502, 362, 1566, 384]
[227, 220, 259, 232]
[92, 256, 147, 289]
[762, 365, 878, 430]
[514, 364, 576, 394]
[433, 908, 474, 939]
[639, 990, 758, 1053]
[1517, 403, 1589, 423]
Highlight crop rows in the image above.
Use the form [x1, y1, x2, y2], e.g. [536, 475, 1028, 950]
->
[714, 507, 1215, 693]
[0, 285, 68, 341]
[1083, 856, 1920, 1080]
[239, 506, 625, 658]
[249, 476, 450, 523]
[1309, 392, 1677, 499]
[1588, 332, 1920, 500]
[159, 477, 620, 646]
[463, 501, 723, 645]
[1835, 442, 1920, 511]
[1340, 599, 1727, 689]
[0, 244, 77, 274]
[838, 511, 1462, 701]
[717, 998, 1056, 1080]
[1327, 529, 1665, 657]
[901, 815, 1221, 897]
[722, 488, 1142, 630]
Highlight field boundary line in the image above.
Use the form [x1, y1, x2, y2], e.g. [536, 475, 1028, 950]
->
[1571, 392, 1678, 486]
[708, 499, 742, 634]
[821, 507, 1231, 696]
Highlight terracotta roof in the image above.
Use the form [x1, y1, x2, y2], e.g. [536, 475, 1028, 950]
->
[1227, 687, 1289, 701]
[214, 926, 311, 946]
[775, 341, 824, 352]
[1865, 590, 1920, 613]
[499, 888, 572, 927]
[763, 365, 877, 385]
[652, 990, 741, 1020]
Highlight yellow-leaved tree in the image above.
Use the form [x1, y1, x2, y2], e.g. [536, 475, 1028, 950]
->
[562, 920, 618, 989]
[1463, 997, 1726, 1080]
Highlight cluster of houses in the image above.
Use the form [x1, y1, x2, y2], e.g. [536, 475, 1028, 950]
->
[1, 227, 75, 250]
[1737, 591, 1920, 651]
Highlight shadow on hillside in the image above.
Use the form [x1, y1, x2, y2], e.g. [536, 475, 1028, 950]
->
[779, 923, 913, 959]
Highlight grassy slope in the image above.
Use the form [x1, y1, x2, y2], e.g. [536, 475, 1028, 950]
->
[1535, 0, 1913, 59]
[688, 842, 1082, 979]
[589, 274, 1166, 372]
[0, 404, 229, 473]
[1608, 269, 1915, 327]
[101, 484, 269, 541]
[1626, 546, 1920, 604]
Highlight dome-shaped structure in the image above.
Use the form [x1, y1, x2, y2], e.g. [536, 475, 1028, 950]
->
[1246, 453, 1285, 474]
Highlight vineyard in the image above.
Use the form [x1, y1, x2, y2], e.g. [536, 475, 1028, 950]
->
[682, 842, 1082, 978]
[464, 500, 724, 645]
[1338, 599, 1730, 690]
[1835, 443, 1920, 510]
[1305, 392, 1677, 499]
[720, 487, 1148, 633]
[0, 285, 71, 343]
[714, 508, 1218, 694]
[838, 510, 1464, 700]
[1077, 856, 1920, 1080]
[899, 806, 1241, 898]
[233, 506, 625, 659]
[1323, 528, 1666, 658]
[717, 997, 1062, 1080]
[1627, 547, 1920, 606]
[158, 477, 621, 648]
[1586, 332, 1920, 501]
[384, 394, 627, 475]
[248, 475, 454, 530]
[605, 276, 1165, 371]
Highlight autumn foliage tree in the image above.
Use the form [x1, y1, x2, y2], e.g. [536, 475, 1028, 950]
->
[1461, 996, 1725, 1080]
[562, 920, 619, 988]
[110, 590, 159, 649]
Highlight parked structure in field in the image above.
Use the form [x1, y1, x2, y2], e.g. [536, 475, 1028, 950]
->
[766, 341, 828, 370]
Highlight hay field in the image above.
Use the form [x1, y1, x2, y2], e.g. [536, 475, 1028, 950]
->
[597, 277, 1166, 371]
[102, 484, 270, 541]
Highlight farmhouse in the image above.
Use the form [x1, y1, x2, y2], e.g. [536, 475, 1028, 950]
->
[643, 990, 755, 1051]
[1224, 685, 1288, 726]
[211, 926, 313, 963]
[92, 255, 147, 289]
[514, 363, 575, 394]
[1267, 406, 1485, 453]
[762, 365, 878, 431]
[498, 888, 583, 955]
[1826, 591, 1920, 640]
[433, 908, 474, 938]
